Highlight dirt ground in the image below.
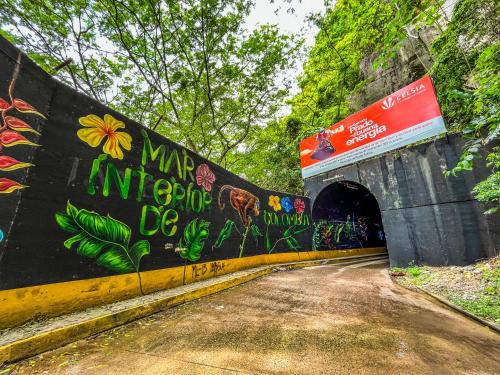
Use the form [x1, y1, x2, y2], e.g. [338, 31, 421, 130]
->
[3, 259, 500, 375]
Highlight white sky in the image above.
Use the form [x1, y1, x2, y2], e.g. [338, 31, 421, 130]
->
[245, 0, 326, 48]
[245, 0, 327, 95]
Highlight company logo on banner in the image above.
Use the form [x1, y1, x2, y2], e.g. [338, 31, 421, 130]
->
[381, 97, 395, 110]
[299, 76, 446, 179]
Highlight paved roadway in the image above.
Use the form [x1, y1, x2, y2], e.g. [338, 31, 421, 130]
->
[6, 259, 500, 374]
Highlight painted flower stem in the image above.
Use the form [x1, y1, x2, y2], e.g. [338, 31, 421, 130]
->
[0, 54, 21, 133]
[239, 222, 251, 258]
[137, 270, 145, 295]
[268, 236, 288, 254]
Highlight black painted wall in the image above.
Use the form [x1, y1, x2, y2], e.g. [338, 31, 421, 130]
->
[0, 36, 312, 291]
[304, 134, 499, 267]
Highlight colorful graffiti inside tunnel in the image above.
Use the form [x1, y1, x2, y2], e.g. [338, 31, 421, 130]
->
[312, 181, 386, 250]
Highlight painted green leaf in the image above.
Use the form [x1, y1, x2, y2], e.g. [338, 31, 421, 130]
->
[283, 225, 309, 238]
[251, 224, 262, 239]
[179, 219, 210, 262]
[286, 236, 301, 251]
[213, 219, 234, 249]
[54, 201, 150, 273]
[266, 225, 272, 253]
[335, 224, 344, 243]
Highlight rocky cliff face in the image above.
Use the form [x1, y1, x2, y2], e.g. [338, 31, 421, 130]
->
[348, 26, 439, 112]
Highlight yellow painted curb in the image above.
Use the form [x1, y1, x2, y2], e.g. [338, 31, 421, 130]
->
[0, 253, 387, 366]
[0, 267, 272, 366]
[0, 247, 385, 329]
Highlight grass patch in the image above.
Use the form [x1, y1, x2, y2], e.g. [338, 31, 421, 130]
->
[389, 267, 404, 273]
[449, 295, 500, 323]
[392, 257, 500, 324]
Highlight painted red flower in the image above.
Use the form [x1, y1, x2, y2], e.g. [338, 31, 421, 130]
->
[5, 116, 40, 134]
[12, 98, 46, 118]
[0, 130, 39, 147]
[196, 163, 216, 192]
[294, 198, 305, 214]
[0, 155, 32, 171]
[0, 178, 26, 194]
[0, 97, 9, 111]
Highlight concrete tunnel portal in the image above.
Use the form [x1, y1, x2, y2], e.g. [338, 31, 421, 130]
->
[311, 180, 386, 251]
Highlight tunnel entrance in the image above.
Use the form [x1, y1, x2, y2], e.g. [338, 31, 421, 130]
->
[312, 181, 386, 250]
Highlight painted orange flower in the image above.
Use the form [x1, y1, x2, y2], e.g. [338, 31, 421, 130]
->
[77, 114, 132, 160]
[268, 195, 282, 212]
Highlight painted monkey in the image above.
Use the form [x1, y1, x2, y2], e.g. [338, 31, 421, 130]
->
[218, 185, 260, 227]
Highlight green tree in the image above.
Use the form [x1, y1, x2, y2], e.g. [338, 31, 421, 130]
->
[238, 0, 439, 193]
[245, 0, 499, 212]
[0, 0, 300, 167]
[434, 0, 499, 213]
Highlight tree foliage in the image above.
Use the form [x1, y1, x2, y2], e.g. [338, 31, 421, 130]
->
[0, 0, 497, 210]
[237, 0, 438, 193]
[434, 0, 499, 213]
[0, 0, 300, 167]
[241, 0, 499, 215]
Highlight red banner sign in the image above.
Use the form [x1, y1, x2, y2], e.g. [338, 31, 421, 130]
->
[299, 76, 446, 178]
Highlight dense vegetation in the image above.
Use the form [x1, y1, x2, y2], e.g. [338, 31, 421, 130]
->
[0, 0, 497, 211]
[242, 0, 498, 215]
[0, 0, 300, 169]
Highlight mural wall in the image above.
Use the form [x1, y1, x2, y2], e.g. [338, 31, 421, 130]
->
[0, 36, 313, 294]
[312, 181, 386, 251]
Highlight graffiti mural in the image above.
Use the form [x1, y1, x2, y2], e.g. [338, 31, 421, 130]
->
[312, 216, 385, 250]
[0, 54, 44, 194]
[263, 194, 311, 253]
[0, 35, 315, 295]
[0, 51, 47, 265]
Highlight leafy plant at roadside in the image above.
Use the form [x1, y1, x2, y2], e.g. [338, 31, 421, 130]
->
[55, 201, 150, 274]
[178, 219, 210, 262]
[407, 265, 422, 277]
[450, 296, 500, 323]
[390, 267, 404, 273]
[395, 257, 500, 322]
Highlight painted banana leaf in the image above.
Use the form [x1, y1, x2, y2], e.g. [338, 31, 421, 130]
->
[283, 225, 308, 251]
[178, 219, 210, 262]
[55, 201, 150, 273]
[213, 219, 234, 249]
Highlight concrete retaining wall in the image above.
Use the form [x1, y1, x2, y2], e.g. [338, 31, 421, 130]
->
[0, 36, 320, 328]
[304, 134, 499, 266]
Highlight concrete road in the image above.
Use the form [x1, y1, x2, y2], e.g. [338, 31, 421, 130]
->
[6, 259, 500, 374]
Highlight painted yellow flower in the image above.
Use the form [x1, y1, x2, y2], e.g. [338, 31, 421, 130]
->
[268, 195, 282, 212]
[77, 114, 132, 160]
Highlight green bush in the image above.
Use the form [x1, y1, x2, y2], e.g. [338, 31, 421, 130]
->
[407, 266, 422, 277]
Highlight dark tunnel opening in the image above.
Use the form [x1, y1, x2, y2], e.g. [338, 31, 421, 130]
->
[312, 181, 386, 250]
